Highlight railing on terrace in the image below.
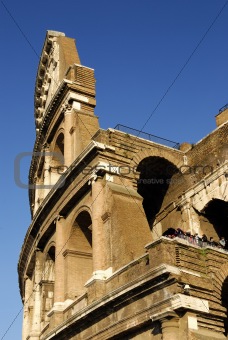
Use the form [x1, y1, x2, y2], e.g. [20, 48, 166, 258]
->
[164, 234, 228, 253]
[219, 103, 228, 113]
[114, 124, 180, 149]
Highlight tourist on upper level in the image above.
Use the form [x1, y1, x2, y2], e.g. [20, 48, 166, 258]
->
[201, 234, 208, 247]
[209, 237, 215, 247]
[219, 237, 226, 248]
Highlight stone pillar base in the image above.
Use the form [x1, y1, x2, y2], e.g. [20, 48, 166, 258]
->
[47, 303, 64, 330]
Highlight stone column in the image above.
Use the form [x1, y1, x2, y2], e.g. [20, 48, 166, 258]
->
[22, 276, 33, 340]
[30, 250, 43, 339]
[34, 177, 43, 215]
[180, 200, 192, 233]
[54, 216, 66, 305]
[43, 145, 51, 198]
[48, 216, 66, 327]
[64, 106, 73, 167]
[91, 177, 106, 275]
[161, 317, 180, 340]
[33, 176, 39, 215]
[180, 200, 201, 235]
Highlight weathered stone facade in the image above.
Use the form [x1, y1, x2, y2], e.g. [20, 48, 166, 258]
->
[18, 31, 228, 339]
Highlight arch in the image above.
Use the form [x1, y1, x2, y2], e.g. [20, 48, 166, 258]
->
[200, 199, 228, 247]
[162, 228, 176, 237]
[222, 277, 228, 337]
[52, 129, 64, 152]
[51, 132, 64, 167]
[43, 245, 55, 281]
[136, 156, 182, 231]
[65, 210, 93, 299]
[214, 264, 228, 337]
[75, 211, 92, 246]
[68, 210, 92, 251]
[213, 263, 228, 296]
[41, 245, 55, 324]
[68, 205, 92, 229]
[49, 132, 65, 186]
[130, 148, 183, 171]
[192, 173, 227, 212]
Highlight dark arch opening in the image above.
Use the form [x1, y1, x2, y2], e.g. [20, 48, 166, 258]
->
[163, 228, 176, 237]
[49, 133, 65, 186]
[41, 246, 55, 319]
[66, 211, 93, 299]
[55, 133, 64, 156]
[52, 133, 64, 167]
[137, 156, 179, 229]
[221, 277, 228, 336]
[202, 199, 228, 248]
[43, 246, 55, 281]
[47, 246, 55, 262]
[75, 211, 92, 247]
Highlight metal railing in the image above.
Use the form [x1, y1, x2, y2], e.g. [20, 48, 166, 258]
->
[164, 234, 228, 252]
[219, 103, 228, 113]
[114, 124, 180, 149]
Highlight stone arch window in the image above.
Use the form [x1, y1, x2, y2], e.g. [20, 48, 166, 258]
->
[75, 211, 92, 247]
[65, 211, 93, 299]
[221, 277, 228, 336]
[41, 246, 55, 326]
[43, 246, 55, 281]
[50, 132, 65, 185]
[137, 156, 179, 230]
[51, 132, 64, 168]
[200, 199, 228, 247]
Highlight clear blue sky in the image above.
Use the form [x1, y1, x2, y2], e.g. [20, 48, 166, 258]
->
[0, 0, 227, 338]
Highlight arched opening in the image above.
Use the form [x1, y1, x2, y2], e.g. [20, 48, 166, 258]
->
[33, 133, 65, 212]
[75, 211, 92, 247]
[50, 133, 65, 186]
[43, 246, 55, 281]
[137, 156, 179, 230]
[53, 133, 64, 161]
[162, 228, 176, 237]
[41, 246, 55, 327]
[221, 277, 228, 336]
[65, 211, 93, 299]
[201, 199, 228, 248]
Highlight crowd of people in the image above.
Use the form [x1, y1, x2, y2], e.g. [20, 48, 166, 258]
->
[163, 228, 227, 250]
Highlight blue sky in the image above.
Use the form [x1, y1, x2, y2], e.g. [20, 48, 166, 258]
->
[0, 0, 227, 338]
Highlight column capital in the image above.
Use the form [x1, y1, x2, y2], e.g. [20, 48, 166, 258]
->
[54, 215, 65, 224]
[62, 102, 73, 114]
[178, 199, 191, 211]
[42, 142, 50, 150]
[160, 315, 179, 323]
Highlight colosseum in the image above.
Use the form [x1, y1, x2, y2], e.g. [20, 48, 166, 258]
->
[18, 31, 228, 339]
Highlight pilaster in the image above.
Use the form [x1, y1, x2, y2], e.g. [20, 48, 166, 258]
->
[43, 145, 51, 198]
[30, 250, 43, 339]
[54, 215, 66, 305]
[161, 317, 180, 340]
[91, 177, 106, 274]
[22, 276, 33, 340]
[64, 105, 73, 167]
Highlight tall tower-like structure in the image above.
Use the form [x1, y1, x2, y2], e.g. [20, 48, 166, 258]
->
[19, 31, 228, 340]
[31, 30, 99, 214]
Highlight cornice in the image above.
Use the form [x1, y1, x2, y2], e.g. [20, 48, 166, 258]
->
[34, 31, 65, 128]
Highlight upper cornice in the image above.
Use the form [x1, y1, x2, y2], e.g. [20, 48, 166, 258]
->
[34, 30, 81, 129]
